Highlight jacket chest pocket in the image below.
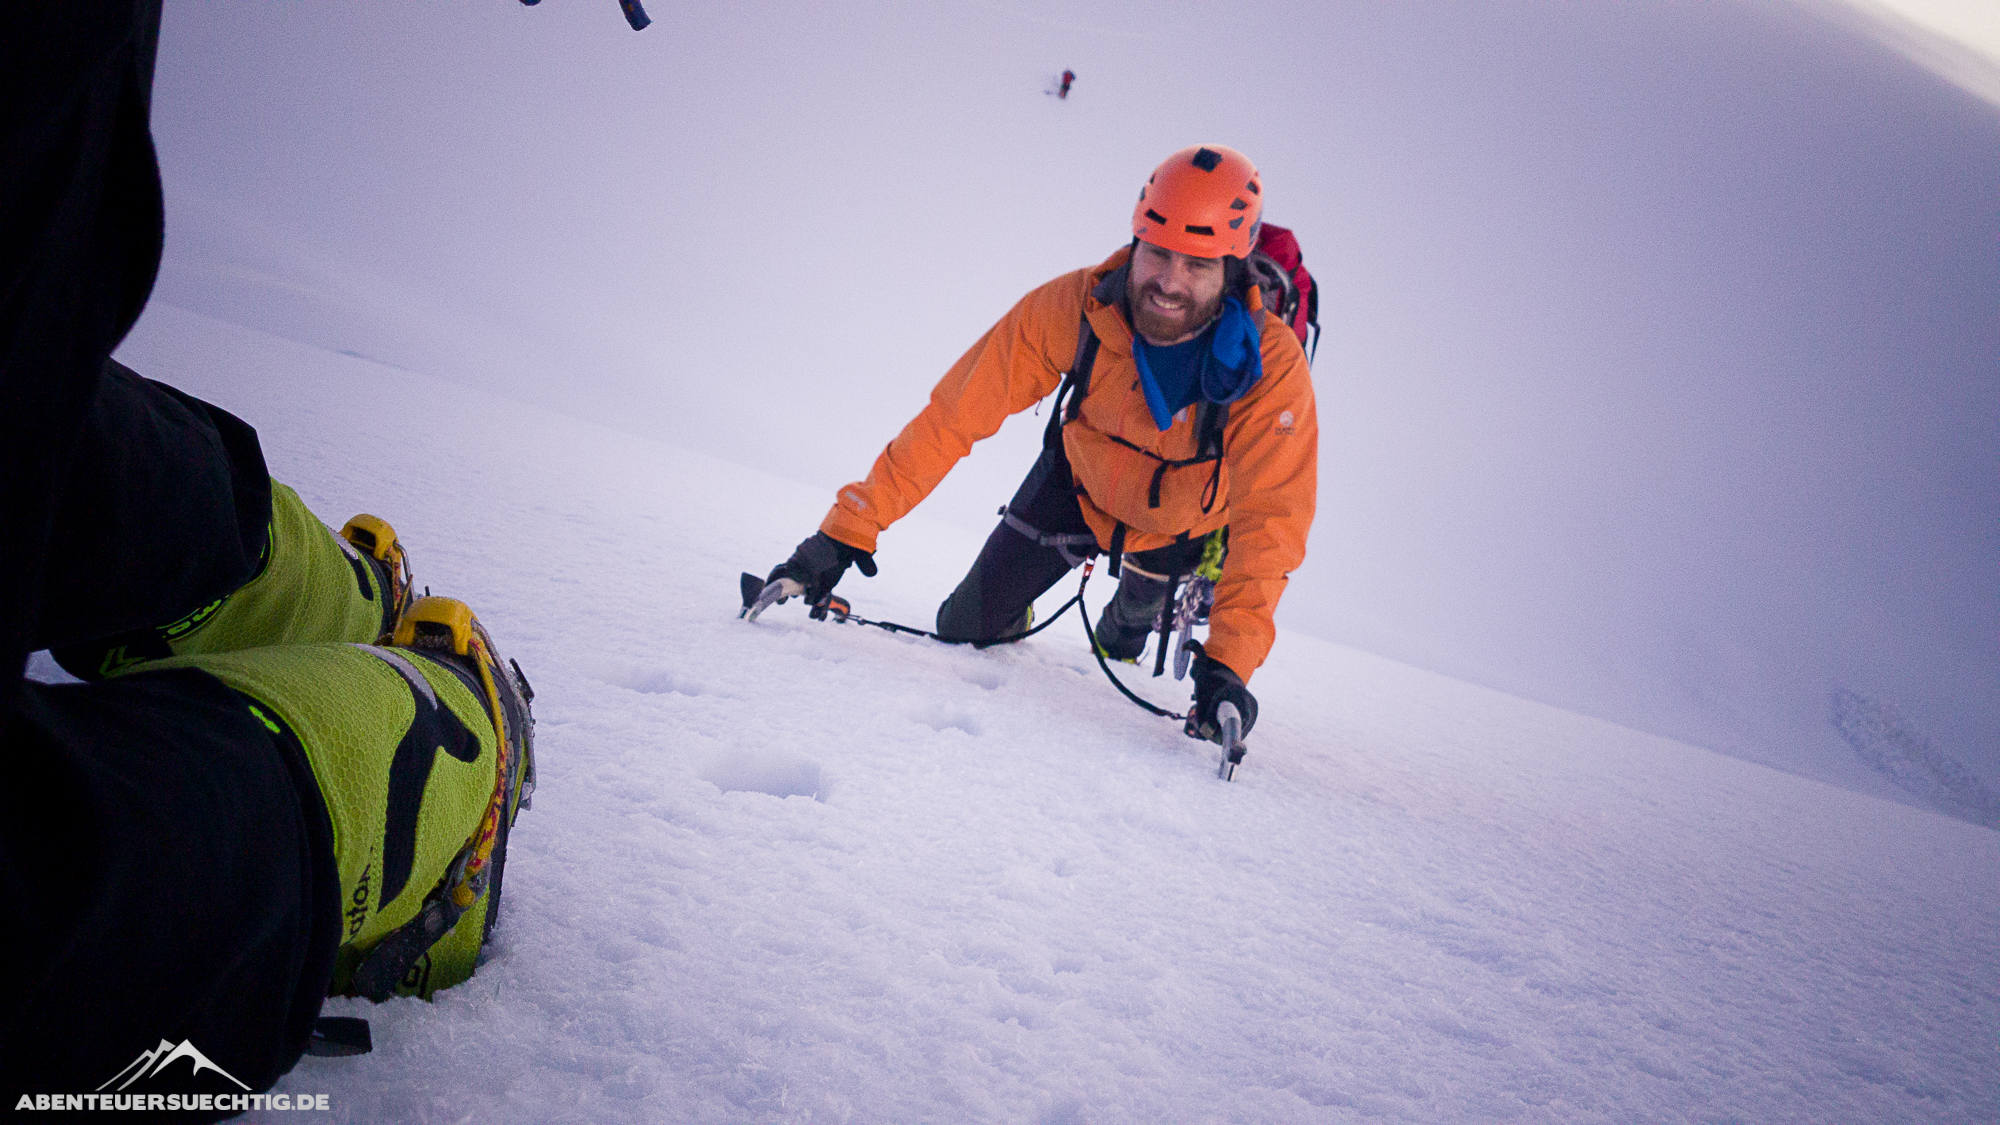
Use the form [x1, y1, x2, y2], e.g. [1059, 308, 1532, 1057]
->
[1062, 423, 1230, 536]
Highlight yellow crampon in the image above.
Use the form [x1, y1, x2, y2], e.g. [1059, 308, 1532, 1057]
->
[341, 513, 415, 640]
[392, 597, 530, 914]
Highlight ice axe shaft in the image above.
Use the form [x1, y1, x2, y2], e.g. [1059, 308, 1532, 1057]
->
[1216, 701, 1246, 780]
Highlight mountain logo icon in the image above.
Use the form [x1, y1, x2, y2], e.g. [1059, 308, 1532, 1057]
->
[95, 1039, 252, 1092]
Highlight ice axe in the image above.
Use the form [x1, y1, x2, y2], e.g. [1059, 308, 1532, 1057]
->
[519, 0, 651, 32]
[739, 573, 848, 623]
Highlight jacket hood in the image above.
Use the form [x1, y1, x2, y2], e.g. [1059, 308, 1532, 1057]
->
[1083, 247, 1138, 356]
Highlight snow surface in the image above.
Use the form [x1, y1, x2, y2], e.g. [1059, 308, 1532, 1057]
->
[137, 0, 2000, 825]
[69, 301, 1994, 1123]
[31, 1, 2000, 1119]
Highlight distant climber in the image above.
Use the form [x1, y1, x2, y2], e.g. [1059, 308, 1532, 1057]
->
[1059, 69, 1075, 99]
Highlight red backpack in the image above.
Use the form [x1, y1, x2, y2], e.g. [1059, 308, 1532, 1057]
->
[1246, 223, 1319, 363]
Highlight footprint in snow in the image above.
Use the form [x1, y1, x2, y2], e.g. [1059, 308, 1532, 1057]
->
[915, 707, 983, 736]
[700, 752, 829, 803]
[961, 665, 1007, 691]
[621, 668, 705, 697]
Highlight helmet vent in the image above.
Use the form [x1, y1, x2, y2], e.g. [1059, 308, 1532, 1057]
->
[1145, 208, 1169, 225]
[1191, 147, 1223, 171]
[1185, 224, 1215, 236]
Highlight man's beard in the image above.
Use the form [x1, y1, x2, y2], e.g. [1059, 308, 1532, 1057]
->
[1130, 282, 1222, 346]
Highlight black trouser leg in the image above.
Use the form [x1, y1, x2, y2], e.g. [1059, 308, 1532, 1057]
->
[35, 360, 273, 654]
[1093, 567, 1175, 661]
[4, 5, 271, 666]
[1, 7, 335, 1113]
[1092, 537, 1212, 661]
[0, 671, 339, 1112]
[936, 444, 1099, 644]
[0, 3, 168, 682]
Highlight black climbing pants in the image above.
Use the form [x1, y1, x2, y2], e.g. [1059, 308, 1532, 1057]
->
[935, 441, 1209, 646]
[1, 6, 339, 1112]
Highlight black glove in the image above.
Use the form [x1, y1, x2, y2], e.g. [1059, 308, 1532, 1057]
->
[767, 531, 877, 605]
[1185, 641, 1257, 744]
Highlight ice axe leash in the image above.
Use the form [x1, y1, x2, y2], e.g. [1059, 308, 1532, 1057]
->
[741, 563, 1250, 779]
[742, 561, 1172, 718]
[740, 564, 1092, 646]
[1078, 601, 1246, 781]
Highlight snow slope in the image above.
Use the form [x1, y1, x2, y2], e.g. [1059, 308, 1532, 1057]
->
[76, 302, 1996, 1123]
[140, 0, 2000, 823]
[28, 2, 1995, 1118]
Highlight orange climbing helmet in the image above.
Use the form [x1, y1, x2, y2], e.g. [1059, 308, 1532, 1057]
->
[1131, 144, 1263, 259]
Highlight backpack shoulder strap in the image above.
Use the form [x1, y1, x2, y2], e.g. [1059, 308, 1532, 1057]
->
[1044, 313, 1099, 447]
[1194, 398, 1229, 459]
[1062, 259, 1130, 418]
[1303, 282, 1320, 363]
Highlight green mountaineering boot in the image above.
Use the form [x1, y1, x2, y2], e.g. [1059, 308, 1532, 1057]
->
[1092, 638, 1140, 665]
[359, 595, 536, 999]
[157, 595, 535, 1000]
[54, 482, 414, 678]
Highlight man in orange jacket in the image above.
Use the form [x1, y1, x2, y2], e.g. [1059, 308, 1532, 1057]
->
[762, 144, 1317, 745]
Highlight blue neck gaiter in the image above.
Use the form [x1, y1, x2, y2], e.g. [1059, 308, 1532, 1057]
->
[1132, 296, 1264, 432]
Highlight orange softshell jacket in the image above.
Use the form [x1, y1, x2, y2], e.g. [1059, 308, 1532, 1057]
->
[820, 246, 1318, 682]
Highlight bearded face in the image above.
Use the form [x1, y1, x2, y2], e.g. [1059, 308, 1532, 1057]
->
[1128, 240, 1228, 346]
